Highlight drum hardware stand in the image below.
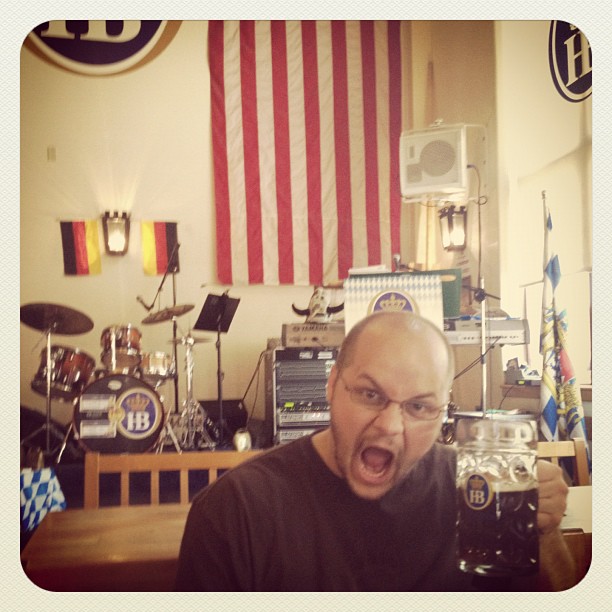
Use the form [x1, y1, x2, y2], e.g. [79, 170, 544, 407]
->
[194, 291, 240, 446]
[21, 326, 69, 457]
[175, 333, 216, 450]
[56, 421, 75, 464]
[110, 326, 117, 372]
[20, 303, 94, 463]
[157, 415, 183, 454]
[20, 326, 66, 457]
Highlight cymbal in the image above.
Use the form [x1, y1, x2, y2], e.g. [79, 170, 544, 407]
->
[20, 302, 94, 335]
[141, 304, 194, 324]
[168, 336, 212, 345]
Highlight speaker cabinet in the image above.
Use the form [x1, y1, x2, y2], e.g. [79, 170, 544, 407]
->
[399, 124, 486, 198]
[198, 399, 248, 436]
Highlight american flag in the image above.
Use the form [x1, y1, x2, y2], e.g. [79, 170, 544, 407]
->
[539, 195, 591, 471]
[208, 20, 410, 286]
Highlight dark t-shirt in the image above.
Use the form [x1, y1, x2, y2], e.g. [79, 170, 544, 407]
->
[175, 436, 479, 591]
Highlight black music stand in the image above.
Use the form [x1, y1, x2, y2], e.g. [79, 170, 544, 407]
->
[195, 292, 240, 445]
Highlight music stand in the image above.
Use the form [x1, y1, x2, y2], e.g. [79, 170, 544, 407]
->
[195, 292, 240, 445]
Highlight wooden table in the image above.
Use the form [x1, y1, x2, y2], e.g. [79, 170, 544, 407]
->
[21, 487, 593, 591]
[21, 503, 189, 591]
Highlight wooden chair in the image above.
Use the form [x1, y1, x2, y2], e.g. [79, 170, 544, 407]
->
[537, 439, 590, 486]
[83, 449, 264, 509]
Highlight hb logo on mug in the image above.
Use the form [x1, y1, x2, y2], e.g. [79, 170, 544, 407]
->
[464, 474, 493, 511]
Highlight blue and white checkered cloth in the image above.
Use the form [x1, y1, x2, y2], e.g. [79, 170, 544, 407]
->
[20, 467, 66, 532]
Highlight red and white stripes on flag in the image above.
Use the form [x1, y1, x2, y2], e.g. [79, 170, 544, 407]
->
[209, 20, 411, 286]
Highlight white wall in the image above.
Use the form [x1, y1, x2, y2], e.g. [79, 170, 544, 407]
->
[408, 21, 500, 411]
[20, 21, 316, 427]
[20, 20, 592, 433]
[407, 21, 591, 414]
[495, 21, 592, 403]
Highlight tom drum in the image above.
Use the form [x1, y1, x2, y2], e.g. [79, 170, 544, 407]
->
[31, 345, 96, 401]
[140, 351, 175, 384]
[100, 325, 142, 370]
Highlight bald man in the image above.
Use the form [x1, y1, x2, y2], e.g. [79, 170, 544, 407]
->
[175, 311, 575, 591]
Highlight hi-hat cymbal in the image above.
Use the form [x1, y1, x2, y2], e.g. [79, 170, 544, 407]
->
[168, 336, 212, 345]
[142, 304, 194, 324]
[20, 302, 94, 335]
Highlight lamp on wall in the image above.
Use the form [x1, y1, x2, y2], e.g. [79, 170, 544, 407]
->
[438, 204, 467, 251]
[102, 211, 131, 255]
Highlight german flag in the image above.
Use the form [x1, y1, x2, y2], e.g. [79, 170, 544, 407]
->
[60, 221, 101, 275]
[141, 221, 179, 275]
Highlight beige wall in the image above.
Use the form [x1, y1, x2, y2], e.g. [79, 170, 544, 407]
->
[20, 20, 591, 429]
[408, 20, 500, 411]
[494, 21, 592, 414]
[20, 21, 316, 426]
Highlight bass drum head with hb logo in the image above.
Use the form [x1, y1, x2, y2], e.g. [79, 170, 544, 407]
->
[74, 374, 164, 453]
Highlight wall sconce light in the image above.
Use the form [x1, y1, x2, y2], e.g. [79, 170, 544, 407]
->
[438, 205, 467, 251]
[102, 211, 130, 255]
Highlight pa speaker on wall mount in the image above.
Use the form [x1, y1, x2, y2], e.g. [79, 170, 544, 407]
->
[399, 123, 486, 200]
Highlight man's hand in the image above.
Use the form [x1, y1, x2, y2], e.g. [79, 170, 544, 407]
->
[526, 459, 578, 591]
[536, 459, 569, 534]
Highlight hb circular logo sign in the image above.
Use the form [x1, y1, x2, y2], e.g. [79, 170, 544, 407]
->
[24, 20, 181, 76]
[116, 388, 162, 440]
[548, 21, 592, 103]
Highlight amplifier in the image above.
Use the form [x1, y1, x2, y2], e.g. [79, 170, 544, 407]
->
[198, 399, 248, 436]
[277, 428, 320, 444]
[281, 322, 345, 347]
[443, 318, 529, 345]
[268, 347, 337, 444]
[277, 409, 331, 426]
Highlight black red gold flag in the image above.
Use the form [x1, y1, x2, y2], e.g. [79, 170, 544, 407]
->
[60, 220, 101, 275]
[141, 221, 179, 275]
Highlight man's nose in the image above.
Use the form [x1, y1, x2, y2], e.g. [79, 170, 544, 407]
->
[372, 401, 404, 435]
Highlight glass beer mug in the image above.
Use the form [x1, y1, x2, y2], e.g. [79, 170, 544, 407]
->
[455, 414, 539, 577]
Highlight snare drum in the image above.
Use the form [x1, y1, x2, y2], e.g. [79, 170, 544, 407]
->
[31, 345, 96, 401]
[140, 352, 175, 383]
[73, 374, 164, 453]
[101, 325, 142, 370]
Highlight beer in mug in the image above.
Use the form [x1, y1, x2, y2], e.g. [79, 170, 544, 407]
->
[455, 414, 539, 577]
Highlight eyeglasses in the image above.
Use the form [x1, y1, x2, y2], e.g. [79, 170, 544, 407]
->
[339, 373, 447, 421]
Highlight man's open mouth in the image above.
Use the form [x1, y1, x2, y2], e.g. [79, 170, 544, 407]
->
[358, 446, 395, 481]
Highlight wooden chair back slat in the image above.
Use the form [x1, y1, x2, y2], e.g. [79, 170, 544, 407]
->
[83, 450, 264, 509]
[537, 439, 590, 486]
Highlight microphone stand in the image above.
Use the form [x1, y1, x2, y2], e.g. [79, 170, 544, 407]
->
[216, 292, 228, 445]
[461, 283, 500, 302]
[137, 242, 181, 414]
[137, 241, 180, 312]
[170, 270, 179, 416]
[466, 279, 501, 415]
[476, 277, 488, 415]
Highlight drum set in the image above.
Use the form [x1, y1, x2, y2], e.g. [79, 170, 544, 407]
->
[20, 301, 219, 460]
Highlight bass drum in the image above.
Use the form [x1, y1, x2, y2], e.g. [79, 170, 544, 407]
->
[74, 374, 164, 453]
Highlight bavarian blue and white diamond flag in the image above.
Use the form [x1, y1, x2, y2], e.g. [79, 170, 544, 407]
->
[20, 467, 66, 531]
[539, 197, 591, 472]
